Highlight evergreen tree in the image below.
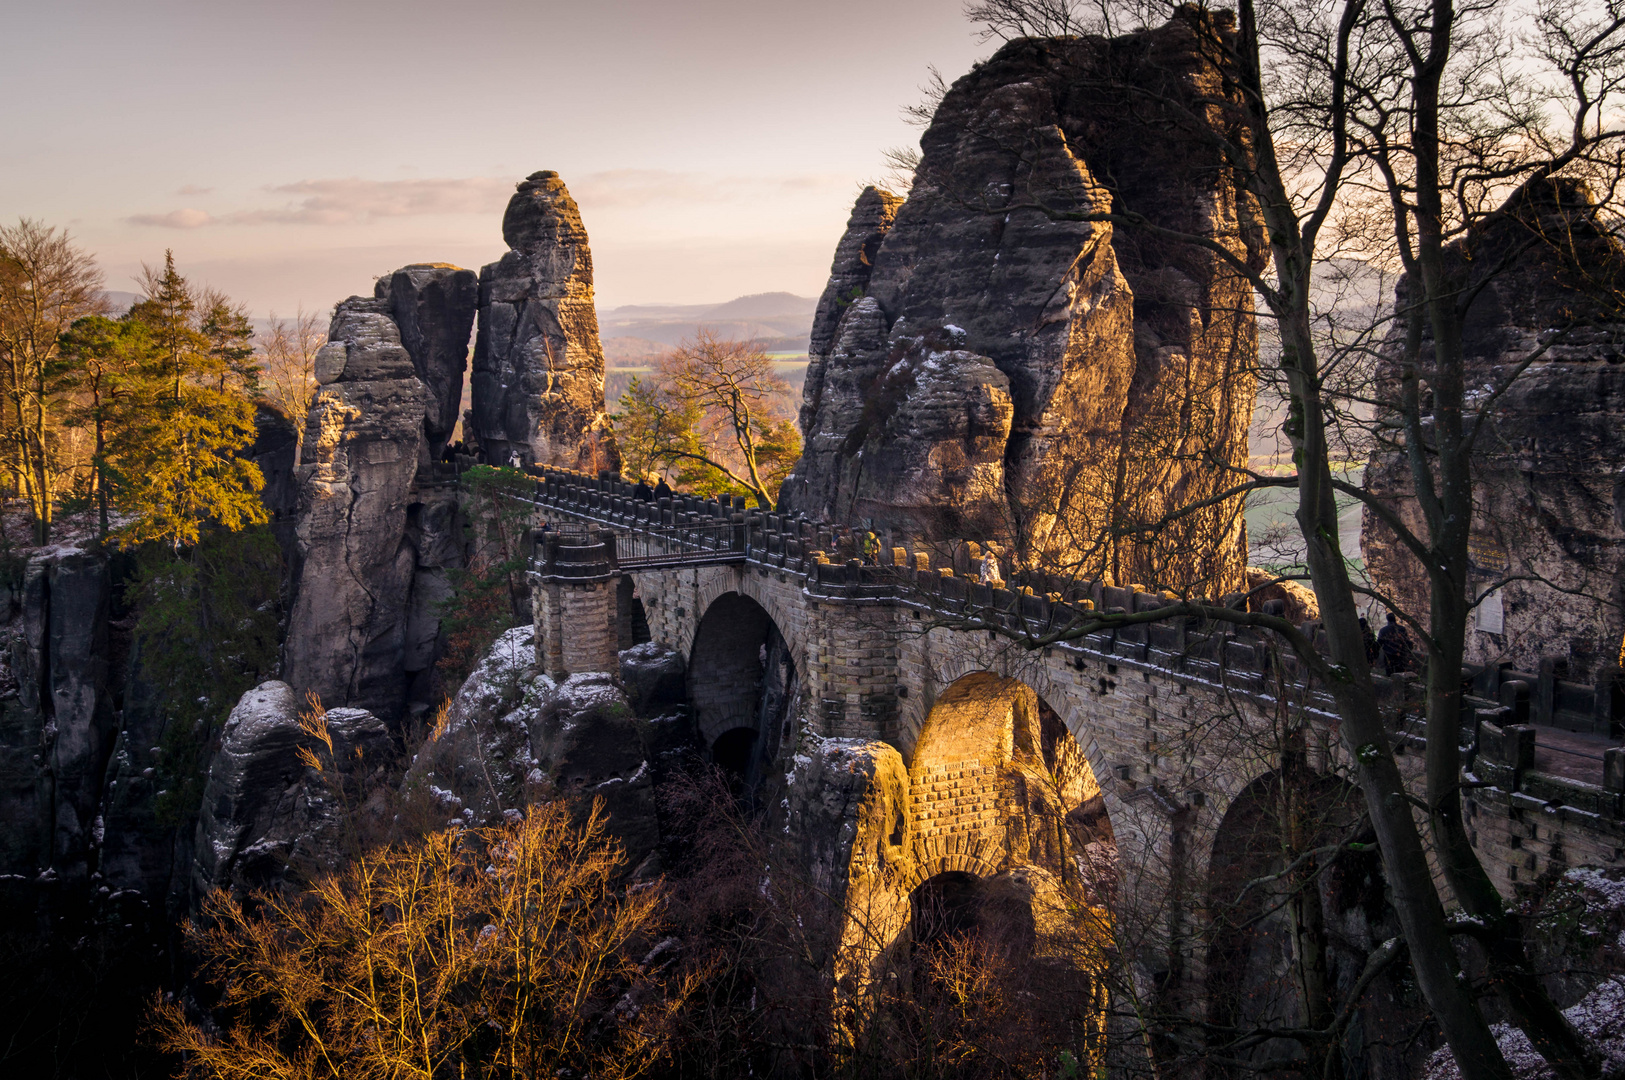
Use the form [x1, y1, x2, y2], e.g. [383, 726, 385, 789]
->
[57, 315, 150, 538]
[113, 252, 266, 550]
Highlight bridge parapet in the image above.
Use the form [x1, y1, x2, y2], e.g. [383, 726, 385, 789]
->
[472, 460, 1625, 891]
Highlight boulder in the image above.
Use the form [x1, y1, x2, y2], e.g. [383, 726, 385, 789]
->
[471, 171, 621, 472]
[402, 626, 548, 828]
[402, 630, 661, 872]
[619, 642, 686, 716]
[782, 10, 1265, 595]
[191, 681, 392, 898]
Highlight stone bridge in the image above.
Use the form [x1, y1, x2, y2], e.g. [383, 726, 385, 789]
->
[500, 463, 1625, 988]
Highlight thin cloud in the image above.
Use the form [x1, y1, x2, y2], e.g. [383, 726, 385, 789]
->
[125, 171, 850, 229]
[176, 184, 214, 196]
[127, 208, 216, 228]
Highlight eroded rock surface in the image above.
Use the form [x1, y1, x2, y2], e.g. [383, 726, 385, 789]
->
[472, 171, 621, 472]
[783, 10, 1264, 594]
[192, 681, 392, 898]
[0, 549, 113, 888]
[1362, 179, 1625, 684]
[284, 297, 430, 719]
[403, 629, 661, 870]
[375, 263, 479, 458]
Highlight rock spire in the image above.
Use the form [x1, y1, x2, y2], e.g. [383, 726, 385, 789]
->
[470, 171, 621, 472]
[781, 10, 1266, 594]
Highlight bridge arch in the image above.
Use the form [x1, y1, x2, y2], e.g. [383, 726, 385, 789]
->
[1204, 765, 1402, 1070]
[687, 589, 801, 794]
[901, 670, 1116, 907]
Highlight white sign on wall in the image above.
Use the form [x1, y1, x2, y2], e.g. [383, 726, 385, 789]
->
[1474, 588, 1504, 634]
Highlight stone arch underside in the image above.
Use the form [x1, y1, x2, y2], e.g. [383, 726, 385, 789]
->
[904, 671, 1111, 897]
[1204, 768, 1416, 1076]
[632, 565, 809, 683]
[685, 589, 801, 796]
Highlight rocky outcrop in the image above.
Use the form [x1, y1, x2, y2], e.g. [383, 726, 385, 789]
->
[402, 627, 662, 871]
[619, 642, 685, 716]
[375, 264, 479, 458]
[1362, 179, 1625, 685]
[782, 10, 1265, 594]
[283, 263, 479, 721]
[283, 297, 431, 719]
[247, 402, 301, 559]
[192, 681, 392, 898]
[471, 171, 621, 472]
[0, 550, 113, 889]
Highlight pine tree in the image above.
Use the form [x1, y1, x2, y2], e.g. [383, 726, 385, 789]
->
[57, 315, 150, 538]
[113, 252, 266, 550]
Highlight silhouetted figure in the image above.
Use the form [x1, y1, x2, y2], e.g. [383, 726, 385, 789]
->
[1377, 612, 1413, 673]
[440, 443, 455, 463]
[861, 530, 880, 566]
[633, 478, 654, 502]
[1360, 617, 1378, 665]
[653, 477, 673, 501]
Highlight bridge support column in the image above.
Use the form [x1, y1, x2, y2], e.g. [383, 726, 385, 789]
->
[530, 531, 621, 680]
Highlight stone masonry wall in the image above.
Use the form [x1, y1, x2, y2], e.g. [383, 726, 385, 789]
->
[520, 465, 1625, 909]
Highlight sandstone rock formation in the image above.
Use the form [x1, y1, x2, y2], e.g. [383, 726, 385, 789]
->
[1362, 179, 1625, 686]
[283, 265, 478, 721]
[402, 628, 660, 870]
[375, 264, 479, 458]
[0, 549, 111, 888]
[192, 681, 392, 897]
[283, 297, 432, 719]
[471, 171, 621, 472]
[246, 402, 301, 559]
[782, 10, 1266, 594]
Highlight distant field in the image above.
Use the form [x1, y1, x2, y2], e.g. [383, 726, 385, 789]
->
[605, 357, 809, 408]
[1244, 465, 1366, 577]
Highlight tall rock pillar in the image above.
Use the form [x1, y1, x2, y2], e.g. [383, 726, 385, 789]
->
[472, 171, 621, 473]
[283, 265, 477, 721]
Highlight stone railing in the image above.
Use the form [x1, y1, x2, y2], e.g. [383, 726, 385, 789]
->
[467, 461, 1625, 813]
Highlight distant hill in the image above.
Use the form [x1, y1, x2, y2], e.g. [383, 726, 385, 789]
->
[100, 290, 142, 314]
[598, 292, 817, 351]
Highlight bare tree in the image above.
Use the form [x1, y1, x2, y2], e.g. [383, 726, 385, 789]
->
[258, 308, 324, 458]
[939, 1, 1625, 1076]
[0, 220, 106, 543]
[652, 331, 801, 508]
[152, 801, 681, 1080]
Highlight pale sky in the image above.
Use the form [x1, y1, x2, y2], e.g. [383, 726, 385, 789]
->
[1, 0, 988, 315]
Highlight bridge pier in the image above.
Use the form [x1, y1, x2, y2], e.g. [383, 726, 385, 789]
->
[530, 530, 621, 680]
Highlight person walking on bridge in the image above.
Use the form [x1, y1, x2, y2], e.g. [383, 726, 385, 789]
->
[632, 476, 654, 503]
[861, 530, 880, 566]
[653, 476, 673, 502]
[979, 546, 1003, 587]
[1377, 612, 1414, 674]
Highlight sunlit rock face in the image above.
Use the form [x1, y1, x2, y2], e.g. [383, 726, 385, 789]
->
[1362, 179, 1625, 687]
[782, 9, 1265, 594]
[283, 264, 479, 721]
[471, 171, 621, 473]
